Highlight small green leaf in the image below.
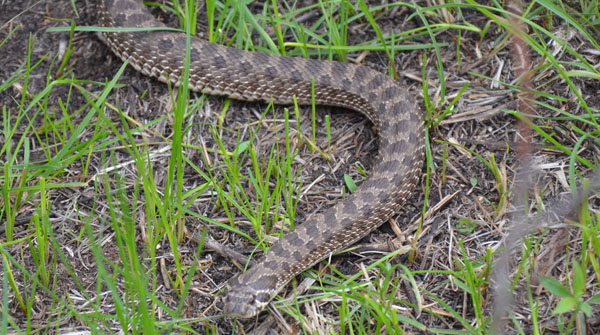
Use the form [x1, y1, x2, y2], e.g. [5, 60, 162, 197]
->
[564, 70, 600, 79]
[553, 297, 577, 314]
[451, 276, 472, 294]
[233, 140, 250, 156]
[539, 276, 572, 298]
[588, 293, 600, 304]
[456, 218, 477, 234]
[344, 174, 357, 193]
[580, 302, 592, 317]
[571, 260, 585, 295]
[469, 178, 477, 187]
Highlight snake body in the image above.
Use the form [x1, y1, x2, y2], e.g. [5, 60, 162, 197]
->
[98, 0, 424, 318]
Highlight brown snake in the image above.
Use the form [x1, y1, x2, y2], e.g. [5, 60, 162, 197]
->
[98, 0, 424, 318]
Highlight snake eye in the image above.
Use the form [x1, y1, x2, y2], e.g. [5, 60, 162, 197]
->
[256, 292, 270, 304]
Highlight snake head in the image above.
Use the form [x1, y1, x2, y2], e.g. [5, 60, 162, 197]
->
[223, 273, 276, 318]
[223, 286, 271, 318]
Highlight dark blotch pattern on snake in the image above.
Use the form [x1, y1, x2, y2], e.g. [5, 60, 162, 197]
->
[98, 0, 424, 318]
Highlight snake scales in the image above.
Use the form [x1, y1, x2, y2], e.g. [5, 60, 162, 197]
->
[98, 0, 424, 318]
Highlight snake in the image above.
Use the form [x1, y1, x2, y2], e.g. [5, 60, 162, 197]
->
[98, 0, 424, 318]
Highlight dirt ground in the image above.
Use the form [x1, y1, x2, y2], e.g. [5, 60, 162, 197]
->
[1, 0, 599, 334]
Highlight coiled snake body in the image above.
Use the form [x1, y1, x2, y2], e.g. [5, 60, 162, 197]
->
[98, 0, 424, 318]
